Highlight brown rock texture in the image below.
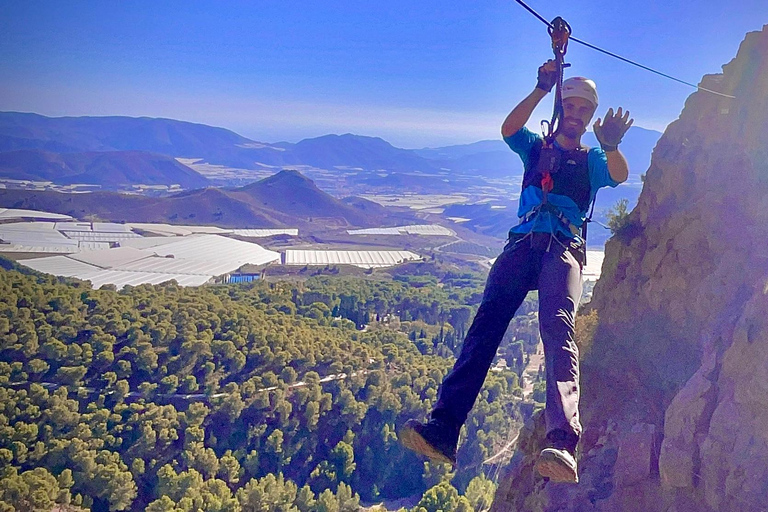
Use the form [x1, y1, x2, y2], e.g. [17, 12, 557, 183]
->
[492, 25, 768, 512]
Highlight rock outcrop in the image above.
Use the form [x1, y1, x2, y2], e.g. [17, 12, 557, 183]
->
[492, 25, 768, 511]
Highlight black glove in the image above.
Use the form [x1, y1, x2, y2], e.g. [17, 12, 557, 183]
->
[593, 107, 633, 151]
[536, 61, 558, 92]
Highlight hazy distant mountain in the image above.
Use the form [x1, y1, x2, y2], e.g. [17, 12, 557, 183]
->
[0, 111, 287, 169]
[290, 134, 437, 172]
[0, 170, 402, 228]
[0, 149, 210, 189]
[582, 126, 661, 178]
[417, 126, 662, 178]
[0, 112, 661, 189]
[415, 140, 509, 160]
[0, 112, 445, 173]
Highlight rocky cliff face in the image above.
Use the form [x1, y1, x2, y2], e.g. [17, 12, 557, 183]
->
[492, 25, 768, 512]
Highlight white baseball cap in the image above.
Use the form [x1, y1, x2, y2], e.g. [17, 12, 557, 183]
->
[562, 77, 598, 107]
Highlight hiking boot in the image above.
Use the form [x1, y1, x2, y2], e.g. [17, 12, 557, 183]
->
[535, 429, 579, 483]
[399, 418, 458, 466]
[535, 446, 579, 483]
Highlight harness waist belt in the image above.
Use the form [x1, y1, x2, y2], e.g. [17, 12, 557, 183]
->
[519, 203, 581, 237]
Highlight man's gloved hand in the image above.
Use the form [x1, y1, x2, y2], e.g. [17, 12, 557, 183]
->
[593, 107, 633, 151]
[536, 60, 558, 92]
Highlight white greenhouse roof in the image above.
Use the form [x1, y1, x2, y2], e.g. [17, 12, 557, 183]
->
[114, 256, 239, 276]
[284, 250, 421, 268]
[81, 270, 213, 290]
[19, 256, 102, 277]
[61, 231, 141, 242]
[148, 235, 280, 267]
[55, 222, 132, 233]
[68, 247, 149, 268]
[0, 244, 79, 254]
[118, 237, 182, 249]
[127, 223, 232, 237]
[0, 209, 72, 221]
[0, 228, 77, 246]
[232, 229, 299, 237]
[347, 224, 454, 236]
[54, 222, 91, 232]
[0, 222, 58, 231]
[175, 225, 232, 234]
[127, 223, 193, 237]
[77, 242, 113, 251]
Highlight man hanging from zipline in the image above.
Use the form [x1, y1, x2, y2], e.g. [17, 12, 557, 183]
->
[400, 54, 633, 483]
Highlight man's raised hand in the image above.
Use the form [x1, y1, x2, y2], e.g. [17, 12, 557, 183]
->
[536, 60, 558, 93]
[593, 107, 633, 150]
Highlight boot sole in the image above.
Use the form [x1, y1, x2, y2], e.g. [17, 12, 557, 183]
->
[535, 449, 578, 483]
[399, 424, 456, 466]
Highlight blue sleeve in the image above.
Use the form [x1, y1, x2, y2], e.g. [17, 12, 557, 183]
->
[588, 147, 620, 190]
[504, 127, 541, 169]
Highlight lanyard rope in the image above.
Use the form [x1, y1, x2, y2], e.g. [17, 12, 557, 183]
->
[513, 0, 736, 99]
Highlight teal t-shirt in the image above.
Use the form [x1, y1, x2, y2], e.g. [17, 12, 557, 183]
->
[504, 127, 620, 240]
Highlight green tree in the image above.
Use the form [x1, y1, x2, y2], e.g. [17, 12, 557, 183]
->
[606, 198, 631, 233]
[464, 475, 496, 511]
[0, 467, 71, 512]
[415, 482, 462, 512]
[236, 473, 298, 512]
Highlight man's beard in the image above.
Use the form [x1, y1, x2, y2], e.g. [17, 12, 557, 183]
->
[560, 118, 584, 139]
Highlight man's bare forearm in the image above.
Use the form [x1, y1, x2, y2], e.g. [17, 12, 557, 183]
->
[501, 88, 548, 138]
[605, 149, 629, 183]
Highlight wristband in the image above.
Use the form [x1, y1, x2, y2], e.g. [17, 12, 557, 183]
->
[600, 144, 618, 152]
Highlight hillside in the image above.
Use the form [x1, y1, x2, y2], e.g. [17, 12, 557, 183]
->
[0, 170, 399, 228]
[493, 24, 768, 512]
[233, 169, 382, 225]
[0, 265, 528, 511]
[0, 149, 210, 189]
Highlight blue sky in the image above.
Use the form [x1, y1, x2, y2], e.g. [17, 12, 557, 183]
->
[1, 1, 766, 147]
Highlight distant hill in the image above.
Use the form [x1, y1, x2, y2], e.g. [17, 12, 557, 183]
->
[290, 134, 436, 172]
[0, 170, 401, 228]
[230, 169, 384, 226]
[0, 149, 210, 189]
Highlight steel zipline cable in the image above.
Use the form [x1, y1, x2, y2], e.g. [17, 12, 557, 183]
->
[513, 0, 736, 99]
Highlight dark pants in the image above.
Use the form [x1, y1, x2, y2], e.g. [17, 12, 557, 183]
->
[432, 233, 583, 444]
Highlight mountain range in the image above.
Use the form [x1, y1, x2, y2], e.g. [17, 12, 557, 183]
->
[0, 111, 661, 187]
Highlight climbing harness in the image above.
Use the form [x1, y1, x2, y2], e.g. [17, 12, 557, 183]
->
[511, 12, 594, 262]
